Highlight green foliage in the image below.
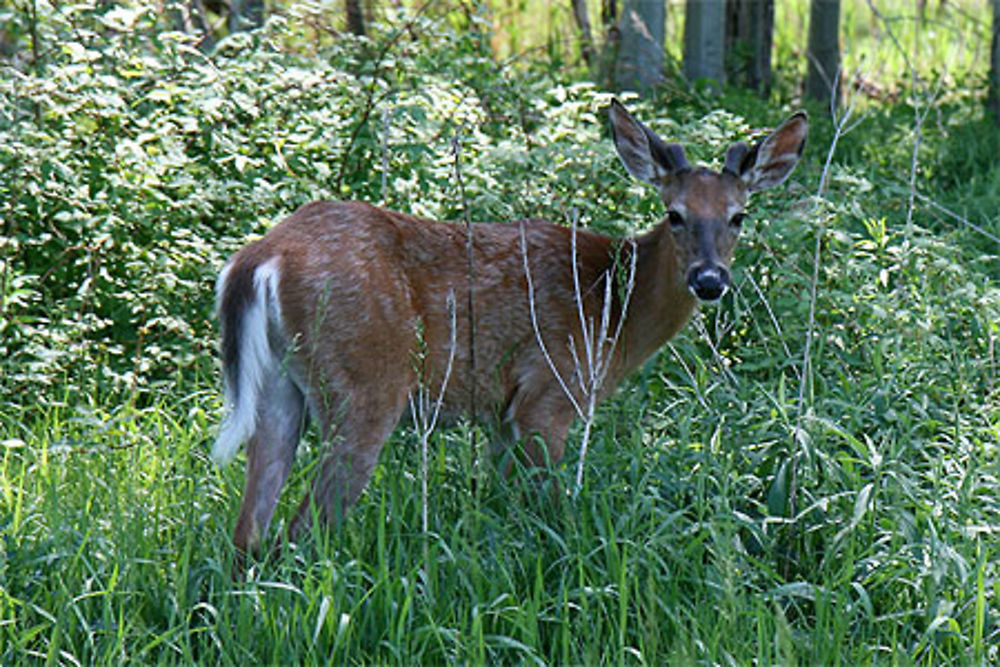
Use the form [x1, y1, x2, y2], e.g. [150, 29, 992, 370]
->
[0, 3, 545, 400]
[2, 2, 1000, 664]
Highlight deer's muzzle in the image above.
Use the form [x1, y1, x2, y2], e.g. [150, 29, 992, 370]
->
[687, 265, 730, 302]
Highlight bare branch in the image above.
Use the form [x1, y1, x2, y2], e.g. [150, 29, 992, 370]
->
[916, 193, 1000, 246]
[693, 317, 737, 387]
[519, 222, 584, 418]
[518, 215, 638, 491]
[796, 62, 863, 438]
[408, 290, 458, 538]
[740, 274, 796, 374]
[452, 129, 481, 489]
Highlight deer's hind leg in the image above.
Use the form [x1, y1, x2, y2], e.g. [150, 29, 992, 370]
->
[232, 369, 306, 560]
[287, 371, 413, 543]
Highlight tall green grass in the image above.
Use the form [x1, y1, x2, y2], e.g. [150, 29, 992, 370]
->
[3, 308, 998, 662]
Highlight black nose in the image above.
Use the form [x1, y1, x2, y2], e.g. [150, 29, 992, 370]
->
[688, 267, 730, 302]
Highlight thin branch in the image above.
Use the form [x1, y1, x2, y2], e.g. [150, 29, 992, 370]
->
[334, 0, 435, 191]
[740, 274, 796, 373]
[520, 215, 637, 492]
[666, 341, 710, 410]
[408, 290, 458, 539]
[380, 105, 391, 205]
[519, 221, 584, 418]
[904, 84, 936, 237]
[572, 236, 636, 491]
[796, 64, 862, 436]
[597, 237, 638, 390]
[452, 130, 480, 488]
[570, 211, 594, 382]
[915, 193, 1000, 246]
[430, 292, 459, 434]
[862, 1, 950, 243]
[693, 317, 737, 387]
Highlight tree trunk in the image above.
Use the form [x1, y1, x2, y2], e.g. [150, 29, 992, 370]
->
[169, 2, 194, 34]
[724, 0, 773, 95]
[598, 0, 620, 87]
[990, 0, 1000, 125]
[170, 0, 217, 50]
[571, 0, 596, 66]
[684, 0, 726, 89]
[191, 0, 216, 51]
[805, 0, 841, 106]
[228, 0, 265, 33]
[347, 0, 366, 36]
[602, 0, 618, 28]
[614, 0, 665, 95]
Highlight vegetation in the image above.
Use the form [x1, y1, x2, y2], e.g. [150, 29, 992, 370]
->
[2, 1, 998, 663]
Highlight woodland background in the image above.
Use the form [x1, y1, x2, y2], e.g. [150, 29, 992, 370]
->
[1, 0, 999, 663]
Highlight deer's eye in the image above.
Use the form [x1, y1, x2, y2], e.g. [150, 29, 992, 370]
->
[729, 212, 747, 230]
[667, 210, 685, 229]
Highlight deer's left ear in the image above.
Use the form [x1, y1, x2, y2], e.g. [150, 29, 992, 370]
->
[734, 112, 808, 192]
[608, 99, 690, 185]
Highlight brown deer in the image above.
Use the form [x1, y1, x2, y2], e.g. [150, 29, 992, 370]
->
[213, 99, 807, 558]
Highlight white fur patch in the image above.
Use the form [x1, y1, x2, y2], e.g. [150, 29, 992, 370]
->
[212, 258, 283, 465]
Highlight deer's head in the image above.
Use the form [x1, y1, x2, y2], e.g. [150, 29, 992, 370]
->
[609, 100, 808, 302]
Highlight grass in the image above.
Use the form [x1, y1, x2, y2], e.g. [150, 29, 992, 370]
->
[3, 275, 998, 663]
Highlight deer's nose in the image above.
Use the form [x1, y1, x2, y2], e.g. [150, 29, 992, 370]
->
[687, 266, 730, 302]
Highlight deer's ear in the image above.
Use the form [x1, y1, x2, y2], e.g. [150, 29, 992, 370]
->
[737, 111, 808, 192]
[609, 99, 689, 185]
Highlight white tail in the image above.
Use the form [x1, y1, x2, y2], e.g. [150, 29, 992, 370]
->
[213, 258, 283, 464]
[214, 100, 808, 559]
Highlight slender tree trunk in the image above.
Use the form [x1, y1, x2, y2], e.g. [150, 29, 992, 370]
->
[170, 0, 216, 50]
[724, 0, 773, 95]
[684, 0, 726, 89]
[614, 0, 665, 95]
[28, 0, 41, 73]
[602, 0, 618, 28]
[805, 0, 841, 106]
[169, 2, 194, 34]
[571, 0, 596, 66]
[27, 0, 42, 126]
[598, 0, 621, 87]
[347, 0, 366, 36]
[990, 0, 1000, 125]
[191, 0, 216, 50]
[228, 0, 265, 33]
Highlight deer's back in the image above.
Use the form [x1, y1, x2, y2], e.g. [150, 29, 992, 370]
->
[225, 201, 616, 420]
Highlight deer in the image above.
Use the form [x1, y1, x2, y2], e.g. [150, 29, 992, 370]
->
[212, 99, 808, 561]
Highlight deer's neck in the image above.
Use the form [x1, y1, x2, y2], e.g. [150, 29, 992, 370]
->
[619, 223, 697, 373]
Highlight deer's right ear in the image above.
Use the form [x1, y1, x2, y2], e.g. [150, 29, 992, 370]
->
[737, 111, 809, 192]
[609, 99, 689, 185]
